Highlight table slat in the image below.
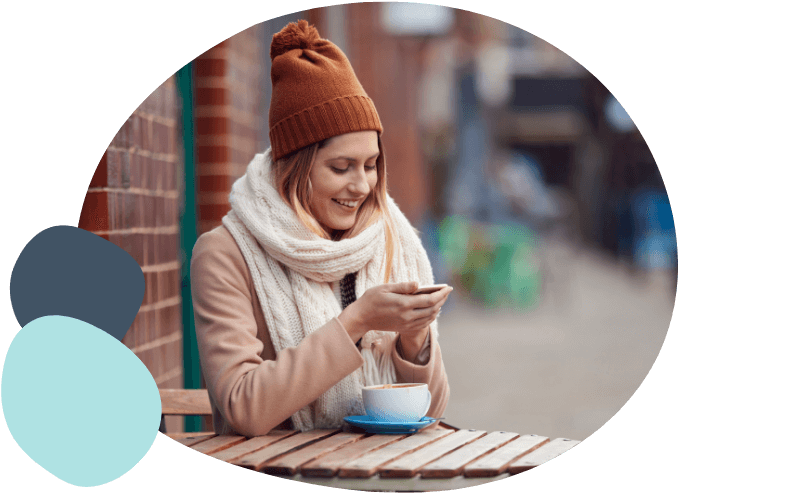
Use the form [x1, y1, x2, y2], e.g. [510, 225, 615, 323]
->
[262, 432, 365, 475]
[464, 434, 550, 477]
[210, 430, 298, 463]
[166, 431, 216, 441]
[419, 431, 520, 478]
[380, 429, 487, 478]
[508, 438, 579, 474]
[338, 428, 454, 478]
[171, 433, 217, 447]
[301, 434, 407, 477]
[189, 435, 247, 455]
[232, 429, 340, 470]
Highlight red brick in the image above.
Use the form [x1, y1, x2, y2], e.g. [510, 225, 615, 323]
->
[78, 191, 109, 232]
[198, 203, 231, 223]
[158, 167, 167, 191]
[152, 234, 163, 265]
[140, 116, 151, 152]
[150, 121, 164, 154]
[165, 269, 180, 301]
[122, 192, 135, 229]
[197, 175, 231, 192]
[120, 151, 131, 188]
[165, 339, 182, 369]
[143, 271, 155, 306]
[167, 303, 182, 335]
[196, 116, 228, 135]
[161, 271, 176, 303]
[165, 197, 177, 225]
[112, 193, 127, 229]
[132, 233, 145, 266]
[197, 145, 229, 163]
[196, 88, 228, 106]
[158, 234, 178, 264]
[142, 195, 156, 228]
[147, 233, 157, 265]
[89, 152, 108, 188]
[155, 308, 166, 341]
[140, 155, 151, 190]
[161, 124, 170, 155]
[107, 150, 122, 187]
[194, 59, 226, 77]
[154, 196, 164, 227]
[168, 125, 177, 156]
[164, 162, 177, 191]
[147, 309, 158, 344]
[130, 152, 140, 188]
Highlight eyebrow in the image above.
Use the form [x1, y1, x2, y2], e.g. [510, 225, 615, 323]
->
[327, 152, 380, 162]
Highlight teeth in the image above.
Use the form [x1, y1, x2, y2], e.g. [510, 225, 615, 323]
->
[334, 199, 358, 208]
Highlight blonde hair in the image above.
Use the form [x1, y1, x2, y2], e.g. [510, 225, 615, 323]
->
[271, 137, 398, 283]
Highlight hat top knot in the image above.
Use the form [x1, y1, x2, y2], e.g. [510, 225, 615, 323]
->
[270, 20, 321, 60]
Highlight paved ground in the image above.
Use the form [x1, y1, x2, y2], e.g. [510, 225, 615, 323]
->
[435, 235, 676, 441]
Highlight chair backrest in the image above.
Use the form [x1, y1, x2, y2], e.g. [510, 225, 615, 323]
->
[159, 389, 212, 417]
[158, 388, 459, 432]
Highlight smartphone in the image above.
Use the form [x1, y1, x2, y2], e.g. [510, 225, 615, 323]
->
[412, 284, 449, 295]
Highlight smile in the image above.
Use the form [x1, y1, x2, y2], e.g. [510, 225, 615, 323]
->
[333, 198, 359, 209]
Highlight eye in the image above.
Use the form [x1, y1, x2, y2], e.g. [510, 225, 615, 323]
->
[365, 164, 377, 171]
[330, 165, 348, 174]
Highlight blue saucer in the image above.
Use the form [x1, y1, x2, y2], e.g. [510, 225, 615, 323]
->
[343, 415, 437, 434]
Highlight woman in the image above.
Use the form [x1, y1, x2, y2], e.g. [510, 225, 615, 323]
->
[190, 20, 451, 437]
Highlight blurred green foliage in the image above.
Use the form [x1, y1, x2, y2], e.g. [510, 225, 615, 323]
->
[437, 216, 541, 309]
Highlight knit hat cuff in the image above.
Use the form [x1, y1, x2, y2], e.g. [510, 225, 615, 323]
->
[269, 95, 383, 160]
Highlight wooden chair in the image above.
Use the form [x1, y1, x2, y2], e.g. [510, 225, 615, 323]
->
[159, 389, 215, 440]
[159, 388, 459, 439]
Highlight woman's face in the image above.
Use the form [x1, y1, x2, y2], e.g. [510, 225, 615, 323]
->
[309, 131, 380, 233]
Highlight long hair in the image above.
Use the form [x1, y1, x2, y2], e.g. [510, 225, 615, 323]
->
[271, 136, 398, 283]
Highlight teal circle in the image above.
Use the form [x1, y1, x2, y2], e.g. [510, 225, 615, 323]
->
[2, 316, 161, 486]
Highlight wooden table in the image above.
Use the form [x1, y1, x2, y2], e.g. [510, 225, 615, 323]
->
[169, 425, 580, 492]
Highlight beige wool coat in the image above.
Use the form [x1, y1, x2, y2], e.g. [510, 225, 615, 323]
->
[190, 225, 450, 437]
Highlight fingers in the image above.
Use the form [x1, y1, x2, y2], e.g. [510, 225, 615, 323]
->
[381, 281, 419, 295]
[407, 286, 452, 310]
[406, 290, 451, 323]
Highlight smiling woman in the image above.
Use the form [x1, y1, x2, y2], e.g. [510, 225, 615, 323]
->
[310, 132, 380, 233]
[189, 20, 452, 437]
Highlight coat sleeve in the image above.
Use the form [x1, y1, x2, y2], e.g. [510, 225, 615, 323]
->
[390, 332, 450, 419]
[191, 229, 365, 437]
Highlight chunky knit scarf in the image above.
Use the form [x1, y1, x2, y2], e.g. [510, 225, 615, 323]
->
[222, 150, 438, 431]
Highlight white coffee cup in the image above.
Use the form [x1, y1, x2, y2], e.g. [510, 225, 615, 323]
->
[362, 383, 432, 422]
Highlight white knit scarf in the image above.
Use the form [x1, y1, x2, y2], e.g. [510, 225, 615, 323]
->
[222, 150, 438, 431]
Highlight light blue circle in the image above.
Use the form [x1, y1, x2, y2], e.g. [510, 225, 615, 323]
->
[2, 316, 161, 487]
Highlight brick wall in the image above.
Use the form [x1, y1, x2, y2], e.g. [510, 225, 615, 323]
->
[79, 76, 184, 432]
[193, 25, 267, 236]
[344, 3, 428, 225]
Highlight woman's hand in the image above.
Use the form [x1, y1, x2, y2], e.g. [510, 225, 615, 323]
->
[338, 282, 453, 343]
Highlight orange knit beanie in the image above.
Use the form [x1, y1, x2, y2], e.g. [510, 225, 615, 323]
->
[268, 20, 383, 161]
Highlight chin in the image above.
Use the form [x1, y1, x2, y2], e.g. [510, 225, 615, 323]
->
[324, 218, 357, 232]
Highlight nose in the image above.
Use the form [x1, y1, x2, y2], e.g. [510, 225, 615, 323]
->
[349, 168, 372, 196]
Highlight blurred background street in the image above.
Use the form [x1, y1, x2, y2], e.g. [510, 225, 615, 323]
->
[78, 3, 677, 440]
[439, 233, 674, 440]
